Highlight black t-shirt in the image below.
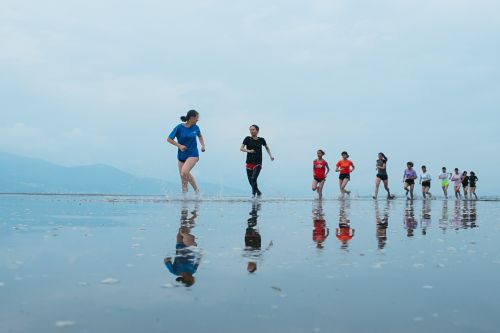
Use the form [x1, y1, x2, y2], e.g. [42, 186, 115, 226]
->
[242, 136, 267, 165]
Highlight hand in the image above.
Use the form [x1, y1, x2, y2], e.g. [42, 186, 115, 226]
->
[164, 257, 172, 264]
[270, 156, 275, 161]
[201, 145, 206, 152]
[178, 144, 187, 151]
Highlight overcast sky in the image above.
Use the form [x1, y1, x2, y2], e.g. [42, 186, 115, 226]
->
[1, 0, 499, 196]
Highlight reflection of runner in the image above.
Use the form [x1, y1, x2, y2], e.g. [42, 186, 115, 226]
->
[420, 199, 432, 235]
[240, 125, 274, 198]
[167, 110, 206, 194]
[164, 204, 201, 287]
[374, 201, 389, 250]
[439, 200, 449, 233]
[336, 200, 355, 250]
[312, 201, 329, 249]
[404, 200, 417, 237]
[244, 202, 272, 273]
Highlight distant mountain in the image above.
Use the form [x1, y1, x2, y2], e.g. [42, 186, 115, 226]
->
[0, 152, 246, 196]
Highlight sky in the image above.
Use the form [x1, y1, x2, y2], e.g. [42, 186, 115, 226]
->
[1, 0, 499, 196]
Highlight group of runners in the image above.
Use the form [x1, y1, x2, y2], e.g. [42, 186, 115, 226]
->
[167, 110, 478, 200]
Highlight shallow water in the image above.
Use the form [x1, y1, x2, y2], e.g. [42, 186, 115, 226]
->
[1, 195, 499, 333]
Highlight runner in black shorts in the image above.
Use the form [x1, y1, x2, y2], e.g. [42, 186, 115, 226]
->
[373, 152, 393, 199]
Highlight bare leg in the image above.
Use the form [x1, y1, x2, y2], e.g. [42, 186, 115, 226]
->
[382, 179, 392, 198]
[317, 180, 325, 199]
[178, 161, 188, 193]
[341, 178, 350, 195]
[409, 184, 414, 199]
[180, 157, 199, 193]
[374, 177, 381, 199]
[312, 179, 319, 192]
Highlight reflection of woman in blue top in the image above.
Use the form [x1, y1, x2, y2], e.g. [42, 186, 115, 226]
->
[167, 110, 206, 193]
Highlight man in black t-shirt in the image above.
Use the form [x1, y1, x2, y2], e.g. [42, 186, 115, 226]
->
[240, 125, 274, 197]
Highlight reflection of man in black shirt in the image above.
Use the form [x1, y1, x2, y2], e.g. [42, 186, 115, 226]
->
[240, 125, 274, 197]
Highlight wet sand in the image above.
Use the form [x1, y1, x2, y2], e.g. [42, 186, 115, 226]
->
[1, 195, 499, 333]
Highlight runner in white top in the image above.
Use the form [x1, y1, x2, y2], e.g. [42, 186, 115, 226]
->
[419, 165, 432, 198]
[450, 168, 462, 199]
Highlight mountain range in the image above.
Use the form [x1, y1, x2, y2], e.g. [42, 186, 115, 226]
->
[0, 152, 246, 196]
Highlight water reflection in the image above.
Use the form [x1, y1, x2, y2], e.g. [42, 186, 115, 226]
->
[462, 200, 478, 229]
[420, 198, 432, 235]
[164, 202, 201, 287]
[312, 200, 329, 249]
[439, 200, 449, 233]
[244, 200, 272, 273]
[403, 200, 417, 237]
[374, 201, 389, 249]
[336, 200, 355, 250]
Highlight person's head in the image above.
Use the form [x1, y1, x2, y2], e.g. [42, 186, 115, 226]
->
[407, 162, 414, 169]
[247, 261, 257, 273]
[176, 272, 195, 287]
[462, 171, 468, 176]
[421, 165, 427, 172]
[341, 151, 349, 160]
[317, 149, 325, 159]
[249, 124, 259, 137]
[378, 152, 387, 162]
[470, 171, 475, 176]
[442, 167, 447, 173]
[454, 168, 459, 174]
[180, 110, 199, 124]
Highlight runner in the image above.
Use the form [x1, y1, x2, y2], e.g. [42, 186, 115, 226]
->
[240, 125, 275, 197]
[461, 171, 469, 198]
[312, 150, 330, 200]
[167, 110, 205, 194]
[469, 171, 478, 200]
[403, 162, 418, 200]
[438, 167, 451, 199]
[335, 151, 355, 197]
[450, 168, 462, 199]
[419, 165, 432, 199]
[373, 152, 394, 199]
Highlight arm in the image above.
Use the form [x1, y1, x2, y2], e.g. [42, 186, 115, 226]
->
[198, 135, 206, 152]
[350, 163, 355, 173]
[325, 163, 330, 176]
[167, 137, 186, 151]
[264, 145, 274, 161]
[240, 143, 255, 153]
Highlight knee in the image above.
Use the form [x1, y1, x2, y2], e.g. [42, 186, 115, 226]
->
[180, 170, 190, 179]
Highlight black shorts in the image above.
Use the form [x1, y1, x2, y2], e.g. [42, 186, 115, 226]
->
[376, 174, 388, 181]
[314, 177, 326, 183]
[462, 182, 469, 187]
[422, 180, 431, 188]
[405, 179, 415, 185]
[339, 174, 350, 180]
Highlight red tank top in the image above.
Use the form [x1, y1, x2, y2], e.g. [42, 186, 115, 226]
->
[313, 159, 328, 179]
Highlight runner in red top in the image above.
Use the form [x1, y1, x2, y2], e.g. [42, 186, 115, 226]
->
[335, 151, 355, 197]
[312, 150, 330, 200]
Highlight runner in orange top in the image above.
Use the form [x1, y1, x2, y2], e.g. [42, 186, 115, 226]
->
[335, 151, 355, 197]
